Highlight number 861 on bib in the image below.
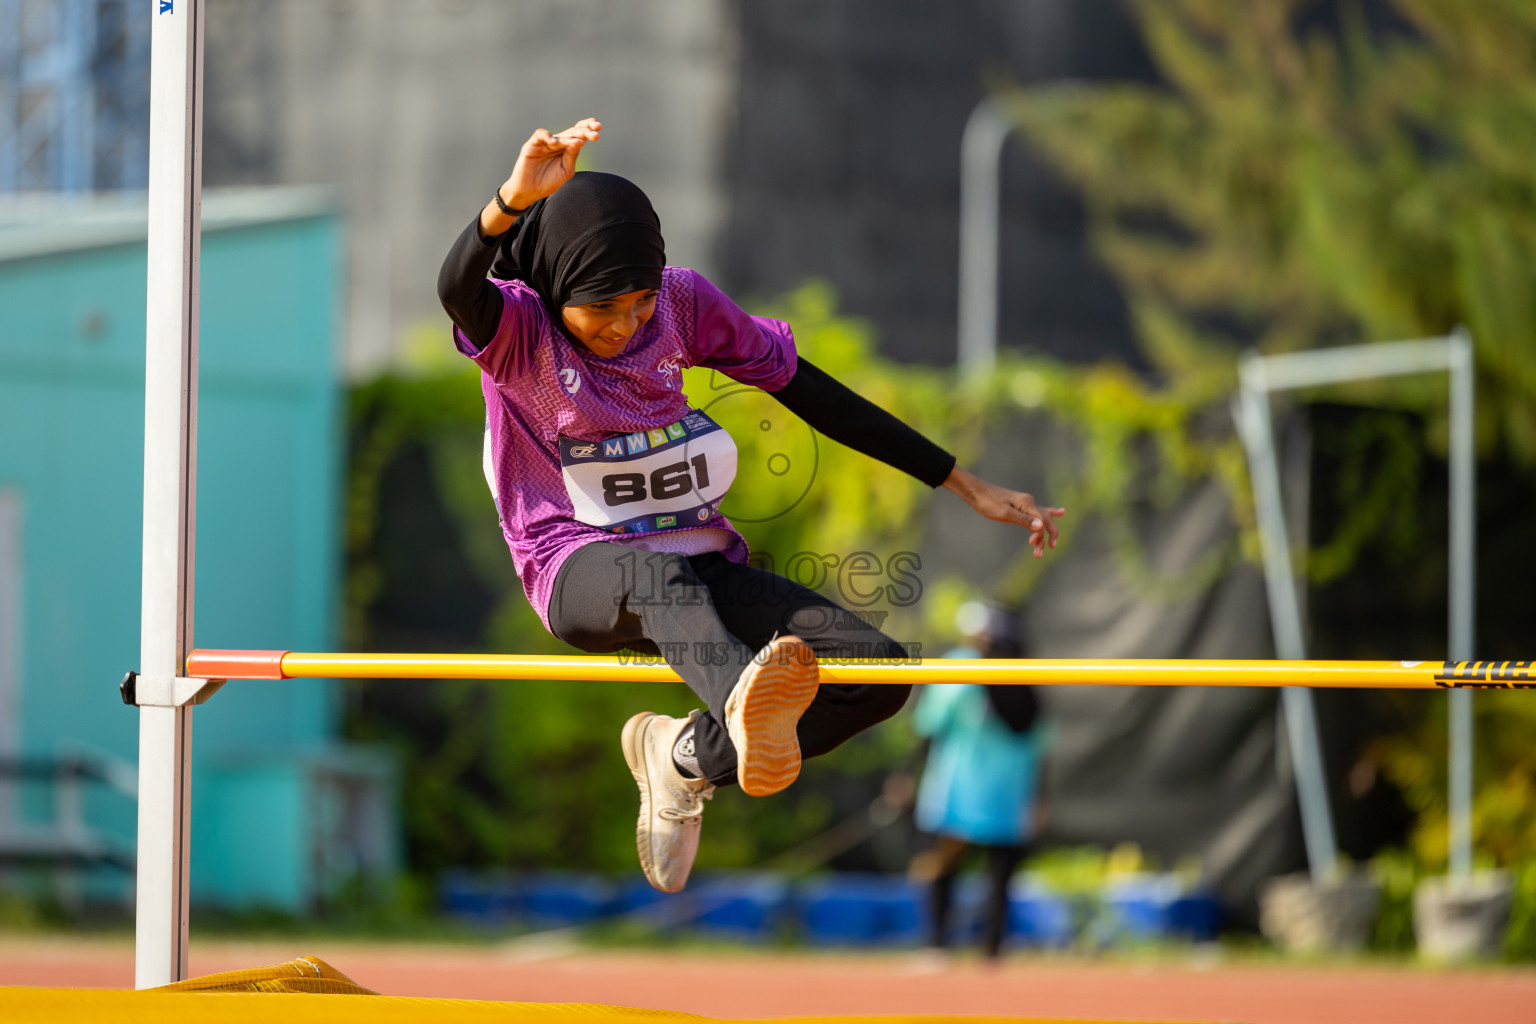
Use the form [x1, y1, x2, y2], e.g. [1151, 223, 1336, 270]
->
[560, 410, 738, 533]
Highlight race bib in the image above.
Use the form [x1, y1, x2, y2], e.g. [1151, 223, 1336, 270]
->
[560, 410, 737, 534]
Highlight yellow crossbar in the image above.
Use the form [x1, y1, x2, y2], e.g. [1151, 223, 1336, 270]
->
[185, 650, 1535, 690]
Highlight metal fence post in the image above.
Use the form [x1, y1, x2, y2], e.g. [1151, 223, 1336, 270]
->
[957, 97, 1012, 379]
[1235, 359, 1339, 882]
[1447, 328, 1476, 879]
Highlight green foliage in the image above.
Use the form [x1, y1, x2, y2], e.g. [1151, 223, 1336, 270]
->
[1004, 0, 1536, 463]
[977, 359, 1248, 601]
[1507, 860, 1536, 961]
[0, 888, 66, 932]
[1305, 410, 1424, 584]
[1369, 848, 1423, 952]
[1373, 691, 1536, 870]
[1004, 0, 1536, 912]
[1027, 842, 1159, 897]
[345, 333, 488, 649]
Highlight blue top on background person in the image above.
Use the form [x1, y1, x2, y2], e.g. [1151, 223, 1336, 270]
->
[913, 603, 1043, 847]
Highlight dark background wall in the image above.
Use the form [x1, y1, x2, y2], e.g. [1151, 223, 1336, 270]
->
[201, 0, 740, 376]
[720, 0, 1157, 366]
[201, 0, 1161, 371]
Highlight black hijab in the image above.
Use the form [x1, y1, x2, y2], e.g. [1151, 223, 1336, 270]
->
[489, 171, 666, 321]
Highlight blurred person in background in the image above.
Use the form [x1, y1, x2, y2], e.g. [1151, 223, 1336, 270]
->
[909, 602, 1046, 963]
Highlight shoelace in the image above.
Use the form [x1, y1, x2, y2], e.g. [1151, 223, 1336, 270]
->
[658, 784, 714, 822]
[750, 631, 782, 667]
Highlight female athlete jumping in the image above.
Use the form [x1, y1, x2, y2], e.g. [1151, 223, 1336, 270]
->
[437, 118, 1063, 892]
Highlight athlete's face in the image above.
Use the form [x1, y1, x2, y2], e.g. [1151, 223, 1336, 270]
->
[562, 289, 659, 358]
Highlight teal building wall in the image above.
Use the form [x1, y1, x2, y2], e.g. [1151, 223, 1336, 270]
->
[0, 189, 391, 911]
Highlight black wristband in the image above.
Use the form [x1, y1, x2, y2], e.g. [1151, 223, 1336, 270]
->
[492, 188, 528, 218]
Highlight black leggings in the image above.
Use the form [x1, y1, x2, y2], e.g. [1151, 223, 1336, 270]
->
[927, 837, 1026, 958]
[547, 542, 913, 787]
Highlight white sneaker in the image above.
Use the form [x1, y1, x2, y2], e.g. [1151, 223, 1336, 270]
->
[724, 635, 820, 797]
[621, 709, 714, 893]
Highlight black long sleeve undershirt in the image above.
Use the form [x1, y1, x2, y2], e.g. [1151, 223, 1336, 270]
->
[769, 360, 956, 489]
[437, 214, 506, 348]
[436, 213, 956, 488]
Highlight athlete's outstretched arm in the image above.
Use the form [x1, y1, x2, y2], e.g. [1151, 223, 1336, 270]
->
[438, 118, 603, 348]
[770, 361, 1063, 558]
[770, 359, 955, 485]
[940, 464, 1063, 558]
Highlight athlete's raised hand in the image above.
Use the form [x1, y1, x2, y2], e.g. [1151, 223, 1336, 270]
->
[942, 466, 1065, 559]
[481, 118, 602, 236]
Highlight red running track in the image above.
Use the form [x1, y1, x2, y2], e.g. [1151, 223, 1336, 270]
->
[3, 937, 1534, 1023]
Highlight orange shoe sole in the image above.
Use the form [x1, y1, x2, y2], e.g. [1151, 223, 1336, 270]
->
[728, 636, 820, 797]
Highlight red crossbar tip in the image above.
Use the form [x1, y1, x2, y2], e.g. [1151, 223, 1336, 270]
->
[186, 649, 289, 680]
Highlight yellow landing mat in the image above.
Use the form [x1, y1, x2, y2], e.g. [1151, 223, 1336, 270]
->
[2, 957, 1196, 1024]
[1, 986, 1184, 1024]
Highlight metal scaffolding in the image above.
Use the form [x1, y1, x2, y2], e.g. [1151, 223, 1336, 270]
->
[0, 0, 149, 193]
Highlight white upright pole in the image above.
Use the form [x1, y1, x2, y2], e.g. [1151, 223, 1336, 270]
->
[957, 97, 1012, 379]
[136, 0, 204, 990]
[1447, 328, 1476, 879]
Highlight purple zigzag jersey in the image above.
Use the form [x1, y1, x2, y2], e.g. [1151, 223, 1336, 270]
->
[453, 266, 798, 629]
